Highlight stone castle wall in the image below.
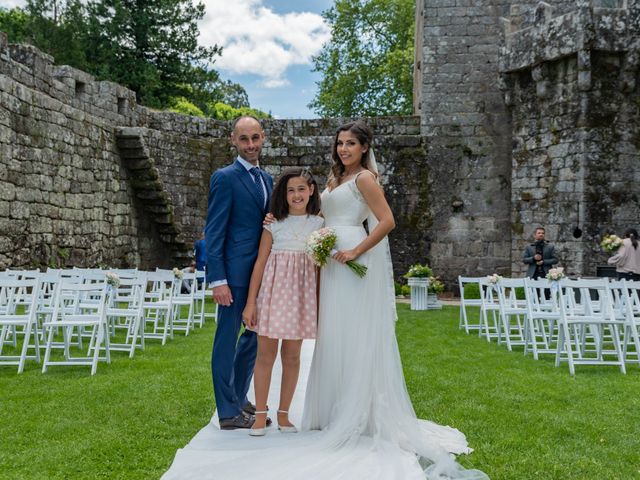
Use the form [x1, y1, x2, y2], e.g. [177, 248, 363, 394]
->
[500, 2, 640, 276]
[0, 32, 429, 279]
[418, 0, 640, 281]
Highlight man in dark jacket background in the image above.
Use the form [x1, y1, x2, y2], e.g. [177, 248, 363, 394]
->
[523, 227, 559, 278]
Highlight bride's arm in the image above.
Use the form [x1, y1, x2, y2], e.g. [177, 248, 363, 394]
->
[333, 172, 395, 264]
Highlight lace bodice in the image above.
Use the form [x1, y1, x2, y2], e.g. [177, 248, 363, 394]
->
[321, 178, 369, 228]
[265, 215, 324, 251]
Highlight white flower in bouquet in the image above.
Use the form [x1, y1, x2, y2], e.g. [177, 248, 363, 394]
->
[600, 234, 623, 254]
[173, 267, 184, 280]
[305, 227, 367, 278]
[546, 267, 565, 281]
[486, 273, 502, 284]
[105, 271, 120, 288]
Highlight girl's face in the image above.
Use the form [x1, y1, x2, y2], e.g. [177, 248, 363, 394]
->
[286, 176, 314, 215]
[336, 130, 368, 170]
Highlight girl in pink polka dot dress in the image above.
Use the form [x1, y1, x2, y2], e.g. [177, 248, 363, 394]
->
[243, 167, 323, 437]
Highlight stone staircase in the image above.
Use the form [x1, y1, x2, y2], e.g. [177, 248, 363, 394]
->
[114, 127, 191, 265]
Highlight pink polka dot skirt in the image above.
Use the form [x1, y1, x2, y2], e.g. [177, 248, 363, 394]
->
[253, 250, 318, 340]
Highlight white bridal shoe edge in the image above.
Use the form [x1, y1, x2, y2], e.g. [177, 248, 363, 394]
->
[249, 410, 268, 437]
[277, 410, 298, 433]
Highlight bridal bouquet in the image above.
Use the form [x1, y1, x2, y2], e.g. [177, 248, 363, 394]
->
[305, 227, 368, 278]
[105, 271, 120, 288]
[486, 273, 502, 284]
[601, 234, 623, 253]
[172, 267, 184, 280]
[546, 267, 565, 281]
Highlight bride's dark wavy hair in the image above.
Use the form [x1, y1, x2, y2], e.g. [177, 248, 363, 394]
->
[327, 120, 377, 190]
[269, 167, 321, 220]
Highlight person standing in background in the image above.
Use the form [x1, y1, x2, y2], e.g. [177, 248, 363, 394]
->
[608, 228, 640, 280]
[194, 231, 206, 272]
[523, 227, 559, 279]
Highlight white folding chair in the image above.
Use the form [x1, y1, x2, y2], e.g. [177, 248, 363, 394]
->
[478, 278, 500, 342]
[615, 280, 640, 365]
[495, 278, 527, 351]
[95, 274, 147, 358]
[42, 280, 111, 375]
[458, 276, 484, 333]
[171, 271, 196, 336]
[0, 277, 41, 373]
[523, 278, 560, 359]
[142, 271, 175, 345]
[556, 278, 626, 375]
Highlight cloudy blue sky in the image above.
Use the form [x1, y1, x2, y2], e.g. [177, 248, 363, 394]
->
[199, 0, 334, 118]
[4, 0, 335, 118]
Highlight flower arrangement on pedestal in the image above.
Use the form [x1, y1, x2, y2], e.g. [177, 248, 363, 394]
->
[404, 264, 433, 279]
[403, 264, 432, 310]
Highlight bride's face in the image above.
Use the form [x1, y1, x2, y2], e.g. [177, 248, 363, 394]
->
[336, 131, 368, 170]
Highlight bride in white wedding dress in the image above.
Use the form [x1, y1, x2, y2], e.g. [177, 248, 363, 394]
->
[162, 121, 487, 480]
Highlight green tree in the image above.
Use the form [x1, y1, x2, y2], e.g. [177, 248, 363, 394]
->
[85, 0, 221, 107]
[309, 0, 415, 118]
[207, 102, 271, 121]
[1, 1, 89, 70]
[167, 96, 205, 117]
[0, 7, 31, 40]
[0, 1, 264, 116]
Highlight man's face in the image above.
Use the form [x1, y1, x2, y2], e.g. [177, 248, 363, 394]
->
[534, 229, 545, 241]
[231, 118, 265, 164]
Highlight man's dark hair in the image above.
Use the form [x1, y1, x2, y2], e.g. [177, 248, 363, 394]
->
[269, 167, 321, 220]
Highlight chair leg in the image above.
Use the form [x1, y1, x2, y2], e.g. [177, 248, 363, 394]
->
[91, 323, 104, 376]
[18, 322, 33, 374]
[610, 324, 626, 374]
[42, 326, 55, 373]
[0, 325, 8, 356]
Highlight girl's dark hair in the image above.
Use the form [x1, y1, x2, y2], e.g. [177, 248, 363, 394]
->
[269, 167, 321, 220]
[328, 120, 376, 189]
[624, 228, 639, 249]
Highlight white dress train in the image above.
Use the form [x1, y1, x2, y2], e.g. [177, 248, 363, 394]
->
[161, 177, 488, 480]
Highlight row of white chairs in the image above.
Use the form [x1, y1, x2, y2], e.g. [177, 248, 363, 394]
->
[0, 267, 216, 375]
[458, 276, 640, 375]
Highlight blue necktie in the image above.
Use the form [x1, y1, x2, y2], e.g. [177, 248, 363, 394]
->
[249, 167, 266, 210]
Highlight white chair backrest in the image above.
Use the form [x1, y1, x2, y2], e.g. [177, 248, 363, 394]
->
[51, 280, 109, 322]
[558, 278, 613, 320]
[458, 276, 484, 301]
[496, 277, 525, 311]
[523, 277, 558, 314]
[0, 278, 40, 317]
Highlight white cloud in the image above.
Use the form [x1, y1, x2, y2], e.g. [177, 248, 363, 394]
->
[200, 0, 330, 88]
[1, 0, 27, 8]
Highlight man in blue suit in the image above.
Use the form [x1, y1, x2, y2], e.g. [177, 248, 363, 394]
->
[205, 116, 273, 429]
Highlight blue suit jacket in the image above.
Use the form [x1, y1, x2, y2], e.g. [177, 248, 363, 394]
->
[205, 160, 273, 287]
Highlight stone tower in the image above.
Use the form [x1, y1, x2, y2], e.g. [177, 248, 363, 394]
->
[415, 0, 640, 281]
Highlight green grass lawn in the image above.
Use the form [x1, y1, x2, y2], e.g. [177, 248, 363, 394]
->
[1, 303, 638, 479]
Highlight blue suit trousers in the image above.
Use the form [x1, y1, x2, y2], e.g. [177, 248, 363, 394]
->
[211, 286, 257, 420]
